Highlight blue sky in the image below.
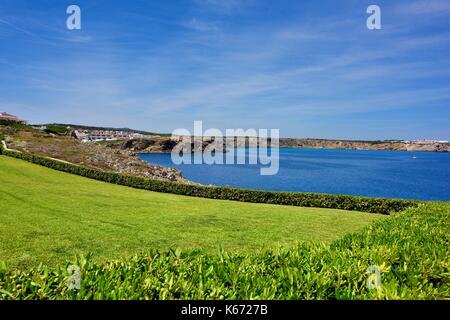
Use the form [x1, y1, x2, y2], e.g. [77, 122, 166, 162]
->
[0, 0, 449, 140]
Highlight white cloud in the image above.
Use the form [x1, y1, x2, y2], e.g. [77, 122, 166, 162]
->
[194, 0, 252, 13]
[275, 30, 324, 41]
[400, 0, 450, 15]
[65, 35, 94, 43]
[184, 18, 219, 32]
[263, 87, 450, 117]
[2, 1, 449, 137]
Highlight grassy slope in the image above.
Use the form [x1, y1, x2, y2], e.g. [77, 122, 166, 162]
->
[1, 203, 448, 300]
[0, 156, 383, 268]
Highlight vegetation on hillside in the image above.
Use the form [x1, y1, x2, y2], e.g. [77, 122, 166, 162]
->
[44, 124, 70, 135]
[44, 123, 171, 136]
[0, 120, 29, 130]
[0, 126, 185, 182]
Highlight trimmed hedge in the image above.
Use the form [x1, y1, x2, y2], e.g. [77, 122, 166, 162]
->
[0, 202, 448, 299]
[0, 142, 418, 214]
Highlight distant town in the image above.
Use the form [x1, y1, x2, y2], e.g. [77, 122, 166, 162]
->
[1, 111, 449, 145]
[72, 130, 145, 142]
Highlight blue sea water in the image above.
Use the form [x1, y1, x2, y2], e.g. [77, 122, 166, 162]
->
[139, 148, 450, 200]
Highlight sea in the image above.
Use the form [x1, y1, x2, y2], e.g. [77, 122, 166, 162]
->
[139, 148, 450, 201]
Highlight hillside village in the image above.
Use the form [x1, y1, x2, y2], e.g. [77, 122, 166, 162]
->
[1, 112, 449, 153]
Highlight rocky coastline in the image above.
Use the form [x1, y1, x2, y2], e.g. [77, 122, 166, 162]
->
[2, 128, 188, 183]
[108, 136, 450, 153]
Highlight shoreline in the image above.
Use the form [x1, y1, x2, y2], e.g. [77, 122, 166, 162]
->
[136, 145, 450, 154]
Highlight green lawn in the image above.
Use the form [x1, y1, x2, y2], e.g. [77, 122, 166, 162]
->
[0, 156, 385, 268]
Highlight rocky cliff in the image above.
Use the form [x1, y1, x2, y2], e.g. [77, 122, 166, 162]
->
[2, 128, 188, 182]
[278, 138, 450, 152]
[112, 136, 450, 153]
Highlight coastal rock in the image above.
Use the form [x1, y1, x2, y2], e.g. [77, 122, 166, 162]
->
[6, 128, 189, 183]
[115, 136, 450, 153]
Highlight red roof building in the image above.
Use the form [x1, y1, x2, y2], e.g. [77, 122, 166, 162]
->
[0, 112, 28, 124]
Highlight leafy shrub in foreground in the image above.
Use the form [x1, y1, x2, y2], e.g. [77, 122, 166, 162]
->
[0, 145, 417, 214]
[0, 203, 448, 300]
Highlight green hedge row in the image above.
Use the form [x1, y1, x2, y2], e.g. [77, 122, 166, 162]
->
[0, 143, 418, 214]
[0, 202, 448, 299]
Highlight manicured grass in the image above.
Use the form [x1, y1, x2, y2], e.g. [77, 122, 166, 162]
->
[1, 203, 448, 300]
[0, 156, 384, 269]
